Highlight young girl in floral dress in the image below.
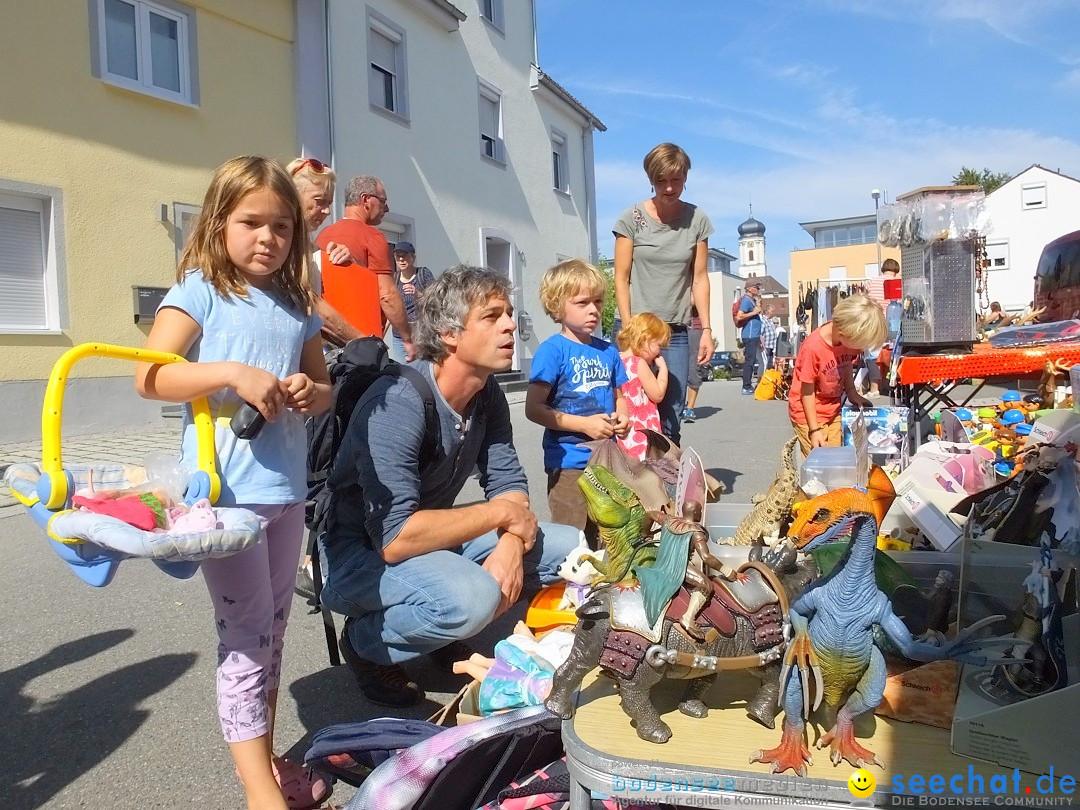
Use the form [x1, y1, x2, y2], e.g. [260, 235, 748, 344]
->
[616, 313, 671, 460]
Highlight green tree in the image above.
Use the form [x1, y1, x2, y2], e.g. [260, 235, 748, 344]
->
[953, 166, 1012, 195]
[598, 255, 617, 337]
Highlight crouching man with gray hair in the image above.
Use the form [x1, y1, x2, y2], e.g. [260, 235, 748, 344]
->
[320, 266, 580, 707]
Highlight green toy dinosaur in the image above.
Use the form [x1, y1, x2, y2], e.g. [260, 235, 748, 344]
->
[576, 464, 654, 584]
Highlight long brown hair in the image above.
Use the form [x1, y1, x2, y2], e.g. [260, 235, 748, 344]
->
[178, 156, 314, 312]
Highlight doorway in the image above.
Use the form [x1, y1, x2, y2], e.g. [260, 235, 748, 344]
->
[479, 227, 520, 371]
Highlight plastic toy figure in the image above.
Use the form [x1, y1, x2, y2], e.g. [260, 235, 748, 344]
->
[546, 465, 810, 742]
[751, 488, 1013, 774]
[1021, 394, 1043, 418]
[998, 390, 1022, 413]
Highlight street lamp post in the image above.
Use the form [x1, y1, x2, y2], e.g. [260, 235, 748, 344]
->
[871, 188, 882, 273]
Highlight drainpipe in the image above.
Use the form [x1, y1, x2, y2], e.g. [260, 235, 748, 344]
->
[324, 0, 338, 220]
[530, 0, 538, 64]
[582, 124, 597, 263]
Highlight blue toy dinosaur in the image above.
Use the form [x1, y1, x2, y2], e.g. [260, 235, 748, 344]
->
[751, 487, 1011, 775]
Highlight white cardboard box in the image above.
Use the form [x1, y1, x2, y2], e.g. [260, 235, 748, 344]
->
[952, 614, 1080, 775]
[895, 483, 963, 551]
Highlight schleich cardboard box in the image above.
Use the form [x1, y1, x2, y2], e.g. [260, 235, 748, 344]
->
[952, 537, 1080, 776]
[952, 609, 1080, 774]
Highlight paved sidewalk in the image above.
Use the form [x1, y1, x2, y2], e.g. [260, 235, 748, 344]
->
[0, 424, 181, 518]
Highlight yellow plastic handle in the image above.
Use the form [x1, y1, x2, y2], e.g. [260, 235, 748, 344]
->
[40, 343, 221, 509]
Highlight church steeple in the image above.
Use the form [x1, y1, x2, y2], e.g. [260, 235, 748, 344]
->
[737, 204, 766, 278]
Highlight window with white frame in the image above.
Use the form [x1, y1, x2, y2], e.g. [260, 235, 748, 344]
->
[551, 128, 569, 193]
[0, 191, 61, 333]
[91, 0, 196, 105]
[1021, 183, 1047, 210]
[985, 239, 1009, 270]
[478, 81, 503, 163]
[368, 11, 408, 119]
[479, 0, 504, 31]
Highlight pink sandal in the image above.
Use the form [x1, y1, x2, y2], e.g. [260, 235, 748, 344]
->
[272, 759, 332, 809]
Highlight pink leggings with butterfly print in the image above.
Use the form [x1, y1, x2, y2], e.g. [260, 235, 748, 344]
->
[201, 501, 305, 743]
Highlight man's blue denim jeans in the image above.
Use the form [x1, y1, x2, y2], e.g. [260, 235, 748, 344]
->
[321, 522, 581, 663]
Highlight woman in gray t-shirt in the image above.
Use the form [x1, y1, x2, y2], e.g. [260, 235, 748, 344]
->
[613, 142, 714, 444]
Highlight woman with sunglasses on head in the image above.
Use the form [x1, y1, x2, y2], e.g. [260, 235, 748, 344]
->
[287, 157, 364, 607]
[286, 157, 363, 346]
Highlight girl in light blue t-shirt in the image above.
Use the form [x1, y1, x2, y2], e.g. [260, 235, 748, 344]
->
[135, 156, 332, 810]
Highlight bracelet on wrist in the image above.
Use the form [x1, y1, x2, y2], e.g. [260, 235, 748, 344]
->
[808, 427, 821, 434]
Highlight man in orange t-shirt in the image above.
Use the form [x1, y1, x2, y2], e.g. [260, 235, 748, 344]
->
[315, 175, 414, 358]
[788, 295, 886, 454]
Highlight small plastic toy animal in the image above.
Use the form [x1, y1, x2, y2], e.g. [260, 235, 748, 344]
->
[556, 542, 605, 610]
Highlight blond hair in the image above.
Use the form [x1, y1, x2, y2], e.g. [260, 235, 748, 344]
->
[179, 156, 314, 313]
[285, 157, 337, 188]
[832, 294, 888, 351]
[617, 312, 671, 355]
[643, 143, 691, 186]
[538, 259, 607, 320]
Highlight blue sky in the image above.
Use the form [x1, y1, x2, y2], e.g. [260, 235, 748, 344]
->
[536, 0, 1080, 284]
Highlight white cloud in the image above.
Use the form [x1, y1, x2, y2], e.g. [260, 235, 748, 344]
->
[818, 0, 1080, 63]
[1062, 67, 1080, 90]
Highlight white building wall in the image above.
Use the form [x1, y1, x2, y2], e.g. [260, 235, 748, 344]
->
[982, 166, 1080, 312]
[323, 0, 598, 373]
[708, 270, 747, 353]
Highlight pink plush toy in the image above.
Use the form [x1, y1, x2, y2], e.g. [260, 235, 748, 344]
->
[167, 499, 220, 534]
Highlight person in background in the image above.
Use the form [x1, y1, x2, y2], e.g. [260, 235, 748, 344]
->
[788, 295, 887, 455]
[390, 241, 435, 361]
[613, 142, 713, 445]
[735, 279, 764, 395]
[683, 306, 705, 422]
[136, 156, 333, 810]
[286, 158, 363, 347]
[979, 301, 1013, 331]
[315, 175, 414, 358]
[760, 303, 778, 373]
[526, 260, 630, 539]
[288, 158, 363, 604]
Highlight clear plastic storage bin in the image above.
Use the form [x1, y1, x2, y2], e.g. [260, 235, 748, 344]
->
[798, 445, 857, 494]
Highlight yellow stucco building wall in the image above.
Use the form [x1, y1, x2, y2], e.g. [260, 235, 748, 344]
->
[788, 243, 901, 320]
[0, 1, 298, 444]
[0, 0, 296, 379]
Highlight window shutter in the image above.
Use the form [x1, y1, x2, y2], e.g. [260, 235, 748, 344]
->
[480, 95, 498, 138]
[0, 203, 47, 329]
[369, 28, 397, 73]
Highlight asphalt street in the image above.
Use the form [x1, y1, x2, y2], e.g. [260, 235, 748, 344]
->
[0, 378, 795, 809]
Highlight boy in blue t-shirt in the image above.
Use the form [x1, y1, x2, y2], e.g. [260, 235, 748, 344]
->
[525, 260, 630, 537]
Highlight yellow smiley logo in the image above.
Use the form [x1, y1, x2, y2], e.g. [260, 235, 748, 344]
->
[848, 768, 876, 798]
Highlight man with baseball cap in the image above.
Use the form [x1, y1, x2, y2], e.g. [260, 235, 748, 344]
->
[735, 279, 764, 395]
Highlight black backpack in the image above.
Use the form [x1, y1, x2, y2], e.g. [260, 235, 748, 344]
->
[304, 337, 440, 664]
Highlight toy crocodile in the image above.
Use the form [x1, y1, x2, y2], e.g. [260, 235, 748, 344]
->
[727, 436, 802, 546]
[751, 488, 1012, 774]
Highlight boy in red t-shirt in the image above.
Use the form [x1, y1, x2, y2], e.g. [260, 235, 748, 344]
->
[788, 294, 888, 454]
